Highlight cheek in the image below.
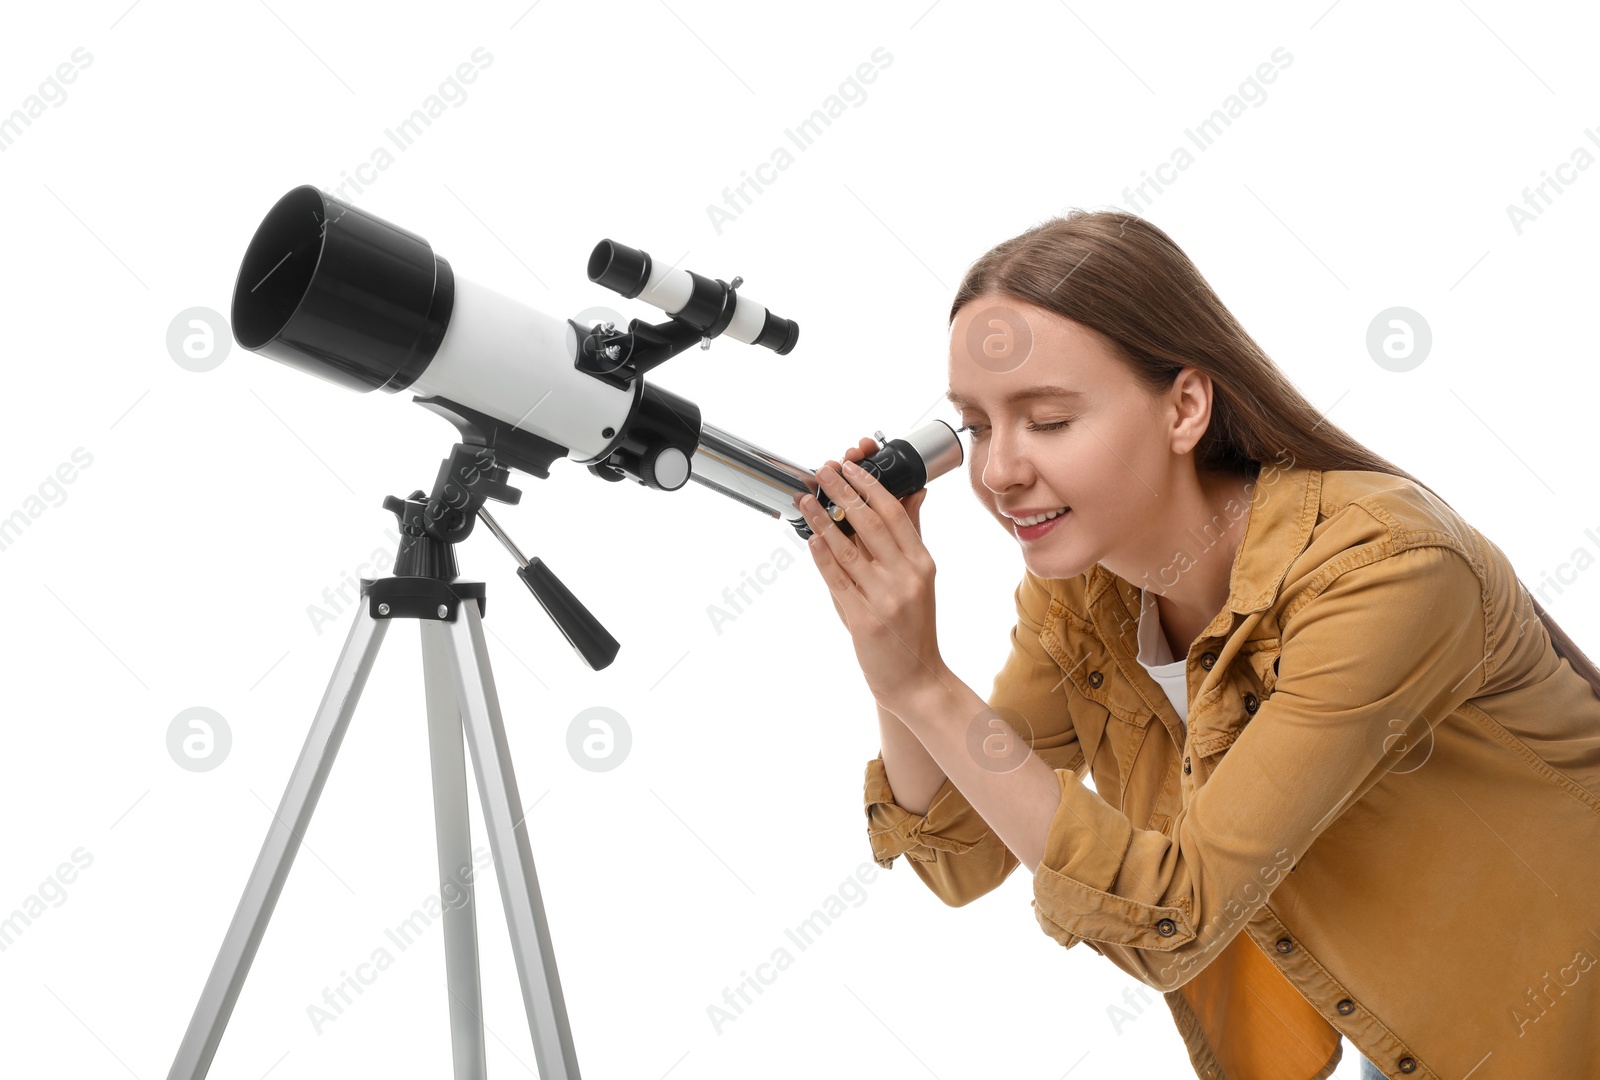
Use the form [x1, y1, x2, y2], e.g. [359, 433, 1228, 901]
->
[1076, 419, 1157, 485]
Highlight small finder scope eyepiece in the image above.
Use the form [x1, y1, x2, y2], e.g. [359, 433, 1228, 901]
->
[587, 240, 799, 355]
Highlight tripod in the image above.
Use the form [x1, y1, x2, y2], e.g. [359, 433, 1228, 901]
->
[168, 443, 619, 1079]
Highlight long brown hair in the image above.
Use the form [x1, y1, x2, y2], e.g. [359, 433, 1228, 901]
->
[949, 209, 1600, 703]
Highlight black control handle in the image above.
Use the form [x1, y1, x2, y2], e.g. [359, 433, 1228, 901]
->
[516, 558, 621, 670]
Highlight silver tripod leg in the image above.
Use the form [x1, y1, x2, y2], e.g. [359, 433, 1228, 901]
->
[440, 599, 581, 1080]
[167, 592, 582, 1079]
[420, 618, 487, 1078]
[167, 597, 390, 1080]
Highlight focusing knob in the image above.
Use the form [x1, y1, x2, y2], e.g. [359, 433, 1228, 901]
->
[641, 445, 690, 491]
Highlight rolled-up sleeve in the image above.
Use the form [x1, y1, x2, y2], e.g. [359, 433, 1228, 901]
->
[865, 569, 1087, 907]
[1031, 543, 1490, 988]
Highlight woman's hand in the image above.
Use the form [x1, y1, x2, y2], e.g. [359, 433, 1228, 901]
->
[813, 438, 929, 627]
[796, 436, 944, 710]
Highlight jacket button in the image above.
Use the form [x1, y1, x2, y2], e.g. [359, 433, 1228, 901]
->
[1156, 918, 1176, 936]
[1274, 937, 1293, 953]
[1243, 692, 1258, 713]
[1088, 670, 1103, 688]
[1200, 652, 1216, 670]
[1183, 756, 1191, 775]
[1336, 998, 1354, 1015]
[1398, 1059, 1416, 1074]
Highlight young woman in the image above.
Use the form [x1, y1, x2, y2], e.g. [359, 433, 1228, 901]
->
[792, 211, 1600, 1080]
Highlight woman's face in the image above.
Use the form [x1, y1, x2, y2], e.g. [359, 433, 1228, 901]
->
[946, 293, 1188, 582]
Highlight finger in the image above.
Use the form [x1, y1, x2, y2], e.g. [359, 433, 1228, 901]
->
[799, 475, 883, 580]
[905, 488, 927, 534]
[798, 488, 869, 588]
[800, 460, 876, 566]
[804, 522, 866, 615]
[816, 453, 882, 561]
[814, 465, 897, 564]
[837, 459, 925, 556]
[904, 486, 926, 515]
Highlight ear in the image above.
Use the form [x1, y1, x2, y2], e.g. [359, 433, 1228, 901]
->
[1168, 366, 1214, 456]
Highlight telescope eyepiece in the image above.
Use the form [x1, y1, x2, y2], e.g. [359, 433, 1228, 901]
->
[587, 240, 652, 299]
[754, 311, 799, 355]
[586, 238, 798, 356]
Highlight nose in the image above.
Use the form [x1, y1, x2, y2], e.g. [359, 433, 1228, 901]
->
[980, 424, 1032, 495]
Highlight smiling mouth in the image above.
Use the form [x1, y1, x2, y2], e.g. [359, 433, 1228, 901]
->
[1009, 507, 1070, 527]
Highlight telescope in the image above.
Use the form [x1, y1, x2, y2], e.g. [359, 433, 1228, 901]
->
[232, 184, 962, 668]
[166, 185, 963, 1080]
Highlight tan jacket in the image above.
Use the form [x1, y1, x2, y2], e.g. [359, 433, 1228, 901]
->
[865, 462, 1600, 1079]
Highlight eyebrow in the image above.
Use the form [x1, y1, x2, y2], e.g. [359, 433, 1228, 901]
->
[945, 385, 1086, 409]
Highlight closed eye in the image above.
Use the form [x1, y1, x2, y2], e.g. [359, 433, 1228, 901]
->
[958, 420, 1072, 439]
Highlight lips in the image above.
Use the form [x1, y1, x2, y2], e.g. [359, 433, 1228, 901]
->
[1005, 506, 1070, 525]
[1014, 508, 1070, 541]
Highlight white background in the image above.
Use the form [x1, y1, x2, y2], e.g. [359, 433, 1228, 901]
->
[2, 1, 1596, 1077]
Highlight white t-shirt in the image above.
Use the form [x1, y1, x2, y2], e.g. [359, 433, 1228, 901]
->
[1135, 587, 1189, 728]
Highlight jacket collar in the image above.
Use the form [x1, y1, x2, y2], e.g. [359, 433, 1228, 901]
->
[1222, 462, 1323, 616]
[1084, 463, 1324, 642]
